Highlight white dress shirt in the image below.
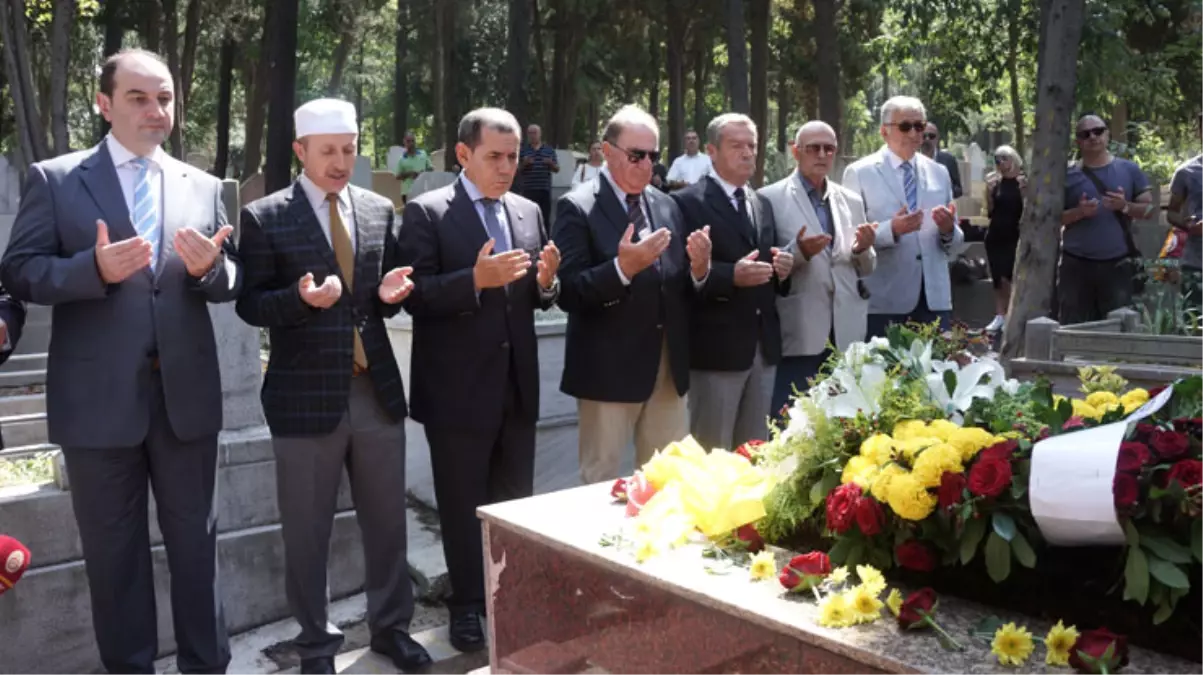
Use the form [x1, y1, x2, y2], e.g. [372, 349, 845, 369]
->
[458, 173, 513, 250]
[667, 152, 712, 185]
[298, 172, 357, 252]
[708, 169, 751, 217]
[106, 134, 165, 234]
[572, 162, 605, 187]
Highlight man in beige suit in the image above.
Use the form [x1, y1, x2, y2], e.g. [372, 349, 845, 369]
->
[761, 121, 877, 419]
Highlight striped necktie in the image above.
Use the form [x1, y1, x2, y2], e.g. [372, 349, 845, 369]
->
[130, 157, 160, 270]
[901, 160, 918, 212]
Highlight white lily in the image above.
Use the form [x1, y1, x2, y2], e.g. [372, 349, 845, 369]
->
[823, 362, 891, 418]
[926, 358, 1007, 422]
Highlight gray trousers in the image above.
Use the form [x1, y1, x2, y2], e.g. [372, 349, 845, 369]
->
[272, 376, 413, 659]
[63, 373, 228, 674]
[688, 348, 776, 452]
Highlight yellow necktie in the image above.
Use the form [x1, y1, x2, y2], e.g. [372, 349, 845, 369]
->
[328, 194, 368, 371]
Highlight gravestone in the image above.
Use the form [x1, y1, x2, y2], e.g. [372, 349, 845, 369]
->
[408, 171, 457, 200]
[371, 171, 404, 210]
[549, 149, 577, 189]
[430, 149, 447, 171]
[967, 143, 986, 182]
[386, 146, 405, 174]
[240, 172, 265, 205]
[0, 155, 19, 214]
[350, 155, 372, 190]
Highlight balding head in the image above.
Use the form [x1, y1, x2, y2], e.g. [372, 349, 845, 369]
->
[792, 121, 838, 186]
[1075, 114, 1109, 157]
[96, 48, 174, 156]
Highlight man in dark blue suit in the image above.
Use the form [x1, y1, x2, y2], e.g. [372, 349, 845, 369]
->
[397, 107, 560, 653]
[0, 283, 25, 449]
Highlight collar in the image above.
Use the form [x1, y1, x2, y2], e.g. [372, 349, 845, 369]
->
[402, 147, 423, 157]
[458, 172, 496, 204]
[682, 150, 702, 159]
[797, 172, 829, 200]
[709, 169, 746, 198]
[298, 172, 350, 211]
[106, 134, 165, 169]
[883, 146, 917, 170]
[600, 166, 642, 204]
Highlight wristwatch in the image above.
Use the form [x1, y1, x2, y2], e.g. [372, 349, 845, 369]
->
[1122, 203, 1130, 216]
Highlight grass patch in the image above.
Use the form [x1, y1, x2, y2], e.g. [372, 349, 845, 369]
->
[0, 452, 56, 488]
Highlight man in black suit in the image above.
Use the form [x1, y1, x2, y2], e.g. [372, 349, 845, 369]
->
[672, 113, 792, 452]
[923, 122, 964, 198]
[235, 99, 430, 675]
[0, 283, 25, 449]
[397, 107, 560, 652]
[552, 104, 710, 483]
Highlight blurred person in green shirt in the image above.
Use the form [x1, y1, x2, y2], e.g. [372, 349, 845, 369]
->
[394, 130, 434, 202]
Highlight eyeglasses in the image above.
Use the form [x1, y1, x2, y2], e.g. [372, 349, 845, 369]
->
[888, 120, 927, 134]
[804, 143, 838, 156]
[923, 132, 938, 140]
[994, 156, 1006, 163]
[1076, 127, 1107, 140]
[613, 144, 660, 164]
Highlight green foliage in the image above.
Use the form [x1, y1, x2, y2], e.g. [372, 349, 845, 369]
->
[1077, 366, 1129, 396]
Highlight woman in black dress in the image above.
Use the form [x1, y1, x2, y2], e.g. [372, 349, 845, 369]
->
[984, 145, 1026, 332]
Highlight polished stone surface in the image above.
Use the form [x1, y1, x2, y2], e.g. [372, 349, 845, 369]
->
[479, 484, 1201, 674]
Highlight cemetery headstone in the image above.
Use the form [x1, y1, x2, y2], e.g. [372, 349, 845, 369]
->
[430, 149, 447, 172]
[371, 171, 404, 210]
[350, 155, 372, 190]
[967, 143, 986, 182]
[240, 172, 266, 205]
[386, 146, 404, 174]
[409, 171, 457, 201]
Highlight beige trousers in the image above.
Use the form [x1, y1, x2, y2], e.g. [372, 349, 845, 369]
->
[577, 340, 688, 484]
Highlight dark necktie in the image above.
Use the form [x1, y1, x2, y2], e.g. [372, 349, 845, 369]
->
[626, 193, 647, 236]
[479, 198, 510, 251]
[733, 187, 756, 241]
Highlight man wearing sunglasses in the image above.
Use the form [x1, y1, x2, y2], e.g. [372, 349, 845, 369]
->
[843, 96, 965, 338]
[1058, 114, 1152, 324]
[761, 121, 876, 421]
[922, 122, 963, 199]
[673, 113, 792, 453]
[552, 105, 703, 484]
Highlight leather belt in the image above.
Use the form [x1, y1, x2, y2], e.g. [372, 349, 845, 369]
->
[151, 356, 161, 371]
[352, 362, 368, 377]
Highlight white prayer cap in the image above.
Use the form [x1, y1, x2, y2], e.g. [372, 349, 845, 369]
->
[294, 98, 358, 139]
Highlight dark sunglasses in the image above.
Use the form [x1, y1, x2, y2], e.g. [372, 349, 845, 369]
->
[994, 156, 1006, 163]
[613, 144, 660, 164]
[1077, 127, 1107, 140]
[888, 120, 927, 133]
[923, 132, 938, 140]
[803, 143, 838, 156]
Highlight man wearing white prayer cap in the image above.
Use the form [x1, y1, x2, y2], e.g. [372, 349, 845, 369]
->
[235, 98, 431, 674]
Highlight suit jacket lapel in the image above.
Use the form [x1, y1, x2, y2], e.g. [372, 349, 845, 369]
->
[500, 192, 528, 250]
[287, 181, 340, 278]
[79, 143, 135, 241]
[348, 187, 376, 302]
[156, 156, 190, 279]
[829, 188, 848, 254]
[787, 175, 822, 240]
[449, 181, 490, 253]
[596, 177, 629, 237]
[704, 177, 756, 248]
[873, 149, 908, 209]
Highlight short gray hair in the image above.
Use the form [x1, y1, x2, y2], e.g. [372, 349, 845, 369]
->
[602, 105, 660, 145]
[458, 108, 520, 149]
[707, 113, 757, 147]
[993, 144, 1022, 168]
[880, 96, 927, 126]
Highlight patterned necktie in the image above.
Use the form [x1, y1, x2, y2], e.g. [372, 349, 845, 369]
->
[479, 198, 510, 252]
[901, 160, 919, 212]
[130, 158, 160, 271]
[626, 193, 648, 236]
[733, 186, 756, 241]
[327, 194, 368, 371]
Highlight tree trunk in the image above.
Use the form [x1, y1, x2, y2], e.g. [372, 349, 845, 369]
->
[213, 34, 235, 178]
[144, 0, 162, 52]
[548, 0, 570, 145]
[1000, 0, 1086, 358]
[355, 42, 364, 156]
[506, 0, 531, 125]
[393, 0, 410, 143]
[180, 0, 202, 106]
[814, 0, 840, 135]
[440, 0, 459, 169]
[1109, 101, 1128, 144]
[665, 2, 686, 164]
[328, 29, 356, 96]
[725, 0, 749, 114]
[586, 98, 599, 142]
[881, 62, 889, 101]
[49, 0, 74, 155]
[103, 0, 125, 55]
[776, 65, 789, 153]
[646, 27, 661, 119]
[1006, 0, 1025, 158]
[432, 0, 446, 157]
[0, 0, 49, 163]
[692, 32, 710, 134]
[530, 0, 548, 125]
[161, 0, 184, 157]
[243, 8, 273, 177]
[265, 0, 300, 193]
[749, 0, 769, 185]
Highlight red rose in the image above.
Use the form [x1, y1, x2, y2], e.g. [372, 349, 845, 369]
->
[968, 457, 1013, 498]
[1173, 417, 1202, 437]
[1036, 426, 1052, 441]
[1112, 472, 1138, 508]
[1147, 385, 1167, 398]
[1151, 430, 1190, 460]
[979, 439, 1018, 464]
[624, 473, 658, 517]
[897, 587, 938, 629]
[735, 439, 764, 463]
[937, 471, 967, 509]
[1116, 441, 1152, 473]
[825, 483, 862, 534]
[1063, 416, 1086, 431]
[854, 497, 884, 536]
[1166, 459, 1203, 489]
[780, 551, 831, 592]
[1069, 627, 1129, 673]
[778, 566, 802, 590]
[895, 540, 937, 572]
[1133, 423, 1159, 442]
[736, 524, 764, 553]
[610, 477, 628, 502]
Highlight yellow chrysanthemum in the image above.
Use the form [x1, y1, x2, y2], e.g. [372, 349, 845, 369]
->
[870, 464, 907, 502]
[818, 592, 855, 628]
[896, 436, 941, 462]
[947, 426, 998, 461]
[841, 455, 878, 489]
[911, 443, 965, 488]
[847, 585, 885, 623]
[927, 419, 961, 441]
[1044, 620, 1080, 667]
[886, 472, 937, 521]
[860, 434, 897, 466]
[1120, 388, 1149, 413]
[1071, 399, 1103, 421]
[892, 420, 930, 441]
[828, 566, 850, 585]
[1085, 391, 1120, 409]
[633, 537, 660, 563]
[886, 588, 903, 617]
[749, 550, 776, 581]
[855, 565, 887, 597]
[991, 622, 1035, 667]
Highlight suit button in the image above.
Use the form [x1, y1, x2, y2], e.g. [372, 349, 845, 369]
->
[153, 287, 161, 296]
[916, 255, 923, 260]
[501, 341, 510, 349]
[755, 308, 761, 316]
[656, 324, 663, 330]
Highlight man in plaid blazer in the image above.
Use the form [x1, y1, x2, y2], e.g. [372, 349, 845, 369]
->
[235, 99, 431, 675]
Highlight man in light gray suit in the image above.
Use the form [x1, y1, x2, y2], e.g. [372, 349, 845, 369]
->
[0, 49, 240, 674]
[843, 96, 966, 338]
[762, 121, 876, 419]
